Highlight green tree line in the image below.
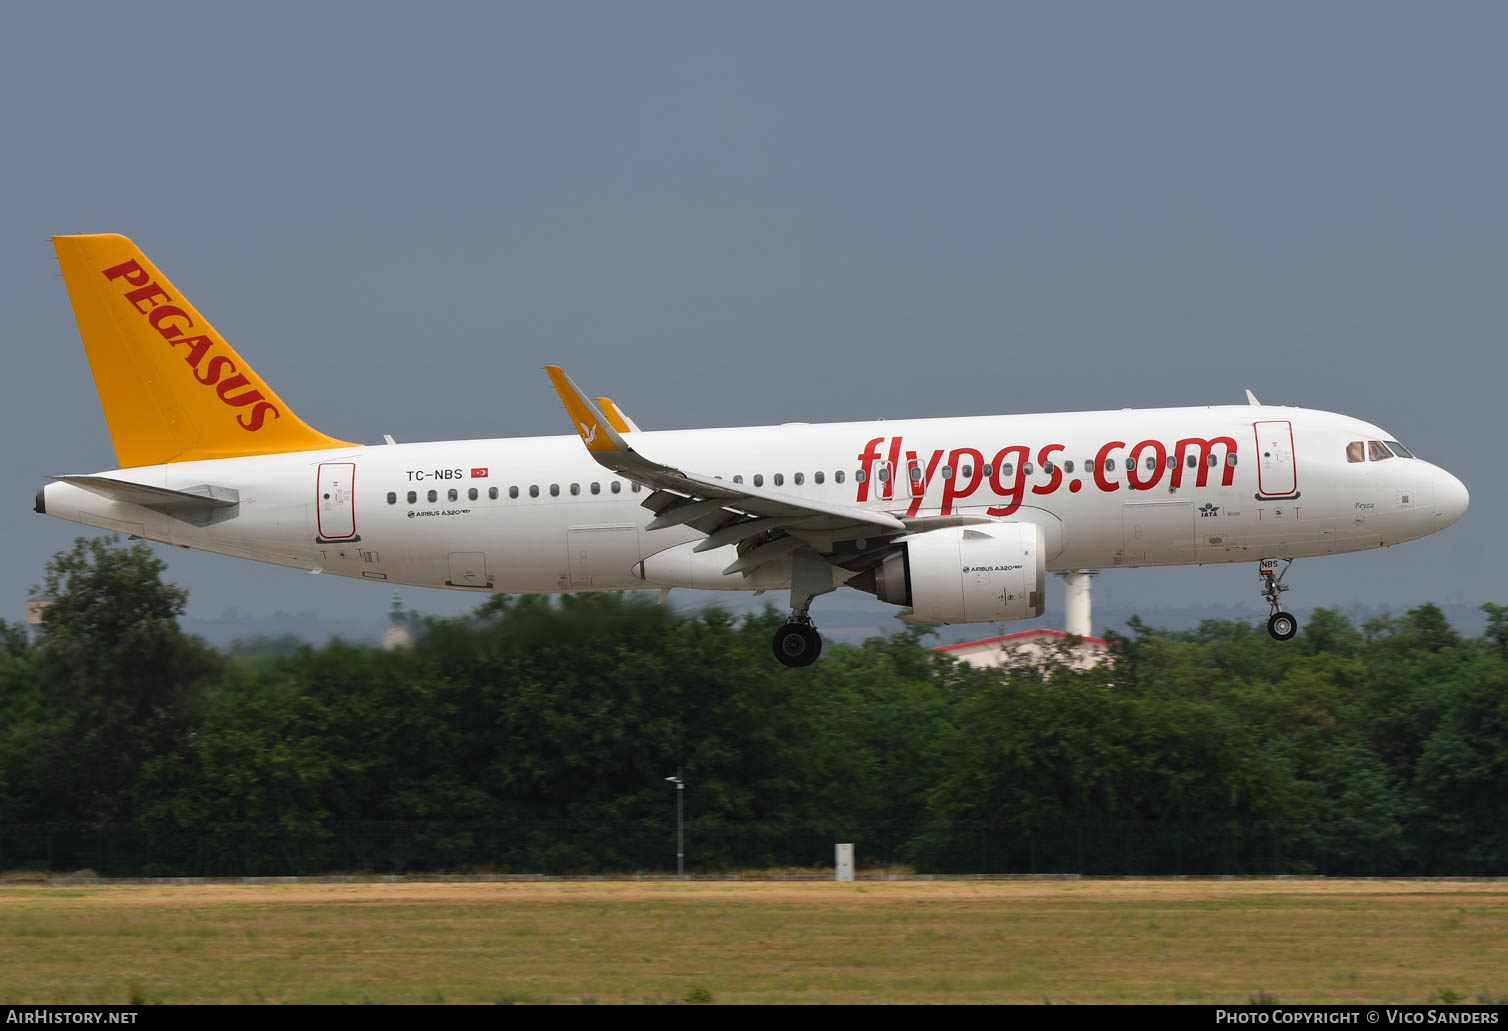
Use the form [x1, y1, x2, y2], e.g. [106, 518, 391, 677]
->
[1, 537, 1505, 876]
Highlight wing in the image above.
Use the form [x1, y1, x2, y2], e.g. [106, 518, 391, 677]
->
[546, 366, 982, 578]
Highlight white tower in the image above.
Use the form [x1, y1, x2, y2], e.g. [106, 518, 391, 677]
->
[24, 591, 54, 640]
[382, 591, 414, 651]
[1061, 570, 1097, 638]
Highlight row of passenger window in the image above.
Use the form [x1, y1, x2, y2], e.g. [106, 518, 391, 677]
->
[387, 480, 646, 505]
[732, 470, 847, 486]
[385, 452, 1243, 506]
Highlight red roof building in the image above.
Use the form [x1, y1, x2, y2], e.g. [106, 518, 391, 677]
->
[932, 628, 1110, 670]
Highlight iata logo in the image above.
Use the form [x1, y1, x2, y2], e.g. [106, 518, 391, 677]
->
[100, 258, 280, 432]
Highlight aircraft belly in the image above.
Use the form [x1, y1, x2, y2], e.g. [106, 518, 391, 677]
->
[568, 524, 642, 589]
[73, 507, 147, 541]
[173, 503, 323, 569]
[322, 485, 660, 593]
[1238, 502, 1329, 554]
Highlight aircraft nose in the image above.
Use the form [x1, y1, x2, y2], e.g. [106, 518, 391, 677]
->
[1435, 469, 1469, 528]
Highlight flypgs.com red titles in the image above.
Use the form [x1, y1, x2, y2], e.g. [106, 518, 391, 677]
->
[855, 435, 1238, 517]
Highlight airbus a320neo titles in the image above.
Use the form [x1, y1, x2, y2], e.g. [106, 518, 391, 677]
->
[36, 234, 1469, 666]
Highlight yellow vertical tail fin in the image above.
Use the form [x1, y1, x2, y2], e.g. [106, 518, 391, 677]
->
[53, 233, 354, 468]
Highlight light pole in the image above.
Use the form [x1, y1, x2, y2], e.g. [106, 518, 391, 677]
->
[665, 769, 684, 880]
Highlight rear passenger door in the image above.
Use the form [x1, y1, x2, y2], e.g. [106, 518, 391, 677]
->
[316, 462, 358, 541]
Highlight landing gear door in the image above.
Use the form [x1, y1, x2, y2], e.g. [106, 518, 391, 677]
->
[1254, 420, 1297, 497]
[316, 462, 357, 541]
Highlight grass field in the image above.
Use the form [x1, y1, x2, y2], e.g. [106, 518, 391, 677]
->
[1, 879, 1505, 1004]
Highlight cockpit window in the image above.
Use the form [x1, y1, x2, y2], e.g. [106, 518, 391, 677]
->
[1386, 440, 1414, 458]
[1346, 441, 1365, 463]
[1368, 440, 1394, 462]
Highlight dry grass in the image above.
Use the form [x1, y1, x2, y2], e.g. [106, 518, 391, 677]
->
[2, 879, 1505, 1004]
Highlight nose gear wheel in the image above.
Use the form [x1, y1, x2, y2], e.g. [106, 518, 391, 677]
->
[1259, 558, 1298, 641]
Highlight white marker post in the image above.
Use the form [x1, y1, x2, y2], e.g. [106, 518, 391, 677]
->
[835, 843, 854, 882]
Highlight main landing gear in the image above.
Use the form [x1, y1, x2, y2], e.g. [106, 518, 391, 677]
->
[1260, 557, 1298, 641]
[772, 549, 837, 668]
[773, 619, 822, 667]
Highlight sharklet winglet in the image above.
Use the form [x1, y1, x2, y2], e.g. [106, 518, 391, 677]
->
[545, 366, 631, 454]
[596, 397, 640, 433]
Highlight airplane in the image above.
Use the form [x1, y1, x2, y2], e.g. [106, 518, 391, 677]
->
[36, 234, 1470, 667]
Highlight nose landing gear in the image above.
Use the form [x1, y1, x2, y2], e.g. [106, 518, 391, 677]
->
[1260, 557, 1298, 641]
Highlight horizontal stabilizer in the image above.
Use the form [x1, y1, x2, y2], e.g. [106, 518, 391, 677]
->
[54, 475, 240, 526]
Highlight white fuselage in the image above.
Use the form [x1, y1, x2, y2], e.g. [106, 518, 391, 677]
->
[39, 404, 1468, 601]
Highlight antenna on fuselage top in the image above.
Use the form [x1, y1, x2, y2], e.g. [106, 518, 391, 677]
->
[1244, 389, 1261, 407]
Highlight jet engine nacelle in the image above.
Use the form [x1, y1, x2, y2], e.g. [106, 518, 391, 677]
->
[874, 522, 1046, 624]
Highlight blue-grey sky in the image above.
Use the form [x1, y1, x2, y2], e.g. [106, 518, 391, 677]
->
[2, 2, 1502, 631]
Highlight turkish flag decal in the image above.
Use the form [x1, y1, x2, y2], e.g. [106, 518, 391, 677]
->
[470, 468, 488, 478]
